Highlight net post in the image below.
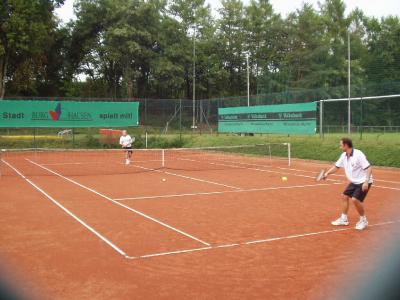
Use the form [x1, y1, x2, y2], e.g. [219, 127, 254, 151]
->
[161, 149, 165, 168]
[287, 143, 291, 167]
[145, 131, 148, 149]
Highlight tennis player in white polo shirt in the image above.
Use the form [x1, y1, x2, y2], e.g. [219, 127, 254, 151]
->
[119, 130, 135, 165]
[324, 138, 373, 230]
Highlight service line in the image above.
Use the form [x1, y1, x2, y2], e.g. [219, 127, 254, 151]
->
[26, 159, 211, 246]
[2, 159, 128, 258]
[114, 182, 342, 201]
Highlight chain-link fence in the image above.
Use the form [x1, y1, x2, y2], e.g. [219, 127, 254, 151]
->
[1, 81, 399, 148]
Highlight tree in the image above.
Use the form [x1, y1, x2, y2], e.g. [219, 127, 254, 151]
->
[0, 0, 64, 98]
[217, 0, 246, 95]
[244, 1, 276, 79]
[319, 0, 349, 90]
[169, 0, 213, 99]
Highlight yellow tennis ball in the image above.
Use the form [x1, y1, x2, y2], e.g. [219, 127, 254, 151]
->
[162, 178, 166, 182]
[282, 176, 288, 181]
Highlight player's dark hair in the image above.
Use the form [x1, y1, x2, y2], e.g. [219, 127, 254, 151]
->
[341, 137, 353, 148]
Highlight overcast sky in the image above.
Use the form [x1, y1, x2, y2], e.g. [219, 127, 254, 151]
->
[56, 0, 400, 23]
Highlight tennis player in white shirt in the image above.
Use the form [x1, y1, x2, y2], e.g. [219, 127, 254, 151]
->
[119, 130, 135, 165]
[324, 138, 373, 230]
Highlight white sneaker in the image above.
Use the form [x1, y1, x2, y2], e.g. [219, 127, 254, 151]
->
[331, 217, 349, 226]
[355, 218, 368, 230]
[125, 159, 130, 165]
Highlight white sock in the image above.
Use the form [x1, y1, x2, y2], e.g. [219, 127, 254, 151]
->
[361, 215, 367, 221]
[341, 213, 348, 220]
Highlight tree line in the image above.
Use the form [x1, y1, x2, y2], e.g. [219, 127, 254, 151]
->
[1, 0, 399, 101]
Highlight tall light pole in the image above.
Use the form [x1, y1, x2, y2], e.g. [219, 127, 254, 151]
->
[191, 23, 197, 130]
[246, 53, 250, 106]
[347, 30, 351, 135]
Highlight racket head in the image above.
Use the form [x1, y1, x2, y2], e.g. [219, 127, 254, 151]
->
[316, 169, 326, 182]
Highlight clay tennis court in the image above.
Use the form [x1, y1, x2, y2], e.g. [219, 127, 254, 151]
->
[1, 147, 400, 299]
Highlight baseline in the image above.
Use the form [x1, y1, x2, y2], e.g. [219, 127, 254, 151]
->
[126, 220, 400, 260]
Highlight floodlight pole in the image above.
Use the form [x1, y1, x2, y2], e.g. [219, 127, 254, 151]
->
[246, 53, 250, 106]
[192, 23, 196, 130]
[347, 30, 351, 135]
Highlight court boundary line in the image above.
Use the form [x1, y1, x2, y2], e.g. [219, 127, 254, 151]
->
[40, 159, 162, 166]
[179, 158, 400, 191]
[372, 185, 400, 191]
[289, 158, 400, 173]
[268, 166, 400, 191]
[275, 166, 400, 185]
[235, 161, 400, 191]
[130, 163, 241, 190]
[26, 159, 211, 246]
[180, 157, 342, 183]
[4, 158, 398, 262]
[113, 182, 342, 201]
[37, 157, 400, 186]
[126, 220, 400, 260]
[1, 159, 128, 258]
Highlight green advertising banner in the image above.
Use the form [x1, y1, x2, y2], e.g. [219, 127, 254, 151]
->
[0, 101, 139, 128]
[218, 102, 316, 134]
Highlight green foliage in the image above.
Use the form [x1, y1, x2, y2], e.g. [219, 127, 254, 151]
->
[182, 133, 400, 167]
[0, 0, 399, 107]
[146, 135, 186, 148]
[0, 0, 65, 97]
[85, 133, 101, 148]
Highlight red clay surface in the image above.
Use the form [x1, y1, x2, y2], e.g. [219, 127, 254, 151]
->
[1, 151, 400, 299]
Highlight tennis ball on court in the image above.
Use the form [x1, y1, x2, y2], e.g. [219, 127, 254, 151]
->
[162, 178, 166, 182]
[282, 176, 288, 181]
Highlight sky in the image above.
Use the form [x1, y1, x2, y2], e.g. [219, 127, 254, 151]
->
[56, 0, 400, 23]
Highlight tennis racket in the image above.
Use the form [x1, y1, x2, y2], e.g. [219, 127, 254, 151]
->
[315, 169, 326, 182]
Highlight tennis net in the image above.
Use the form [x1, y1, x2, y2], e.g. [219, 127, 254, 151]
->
[0, 143, 290, 177]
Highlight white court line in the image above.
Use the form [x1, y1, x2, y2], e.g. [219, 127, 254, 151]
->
[1, 159, 128, 258]
[114, 182, 342, 201]
[26, 159, 210, 246]
[290, 159, 400, 173]
[373, 185, 400, 191]
[231, 162, 399, 191]
[41, 161, 111, 166]
[130, 163, 241, 190]
[126, 220, 400, 260]
[41, 159, 162, 166]
[179, 157, 343, 183]
[137, 246, 212, 259]
[276, 166, 400, 185]
[267, 166, 400, 190]
[197, 157, 400, 187]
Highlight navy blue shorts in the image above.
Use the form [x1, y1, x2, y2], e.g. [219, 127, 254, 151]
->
[123, 146, 132, 154]
[343, 183, 372, 202]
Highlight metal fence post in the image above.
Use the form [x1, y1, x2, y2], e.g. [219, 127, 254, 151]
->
[360, 99, 363, 140]
[179, 99, 182, 141]
[319, 100, 324, 139]
[72, 128, 75, 148]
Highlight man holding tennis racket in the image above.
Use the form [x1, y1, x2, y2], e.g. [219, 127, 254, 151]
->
[119, 130, 134, 165]
[323, 138, 373, 230]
